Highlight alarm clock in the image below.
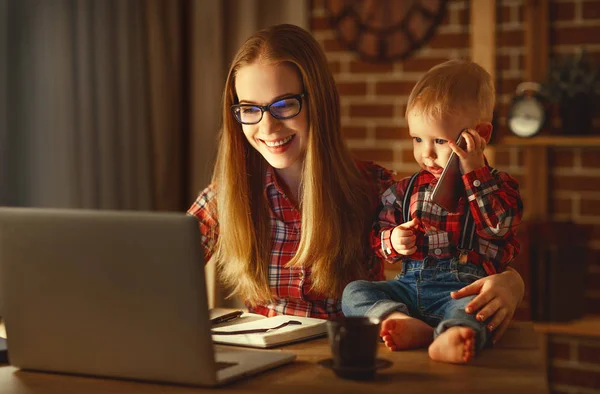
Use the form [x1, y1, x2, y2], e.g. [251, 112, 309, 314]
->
[507, 82, 547, 138]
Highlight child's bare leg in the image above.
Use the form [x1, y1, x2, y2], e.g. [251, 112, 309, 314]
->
[380, 312, 433, 351]
[428, 326, 476, 364]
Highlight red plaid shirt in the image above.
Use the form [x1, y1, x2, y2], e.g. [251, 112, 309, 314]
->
[373, 166, 523, 275]
[188, 161, 395, 319]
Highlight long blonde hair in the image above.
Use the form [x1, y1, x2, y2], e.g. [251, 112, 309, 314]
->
[211, 24, 375, 305]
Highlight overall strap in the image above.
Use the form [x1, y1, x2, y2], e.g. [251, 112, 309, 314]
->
[458, 167, 499, 255]
[403, 173, 420, 222]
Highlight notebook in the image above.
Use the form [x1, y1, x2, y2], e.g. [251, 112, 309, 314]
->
[0, 207, 296, 387]
[211, 311, 327, 348]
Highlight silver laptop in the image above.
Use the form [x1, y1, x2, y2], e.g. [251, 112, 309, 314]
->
[0, 207, 295, 386]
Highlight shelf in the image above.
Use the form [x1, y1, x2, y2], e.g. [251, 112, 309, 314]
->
[500, 135, 600, 147]
[533, 314, 600, 338]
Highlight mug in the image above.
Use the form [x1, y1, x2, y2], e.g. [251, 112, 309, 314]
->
[326, 316, 381, 379]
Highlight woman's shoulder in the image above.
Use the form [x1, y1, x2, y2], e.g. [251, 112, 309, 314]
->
[187, 184, 217, 219]
[356, 160, 396, 186]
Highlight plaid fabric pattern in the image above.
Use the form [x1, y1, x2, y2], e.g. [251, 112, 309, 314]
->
[188, 161, 395, 319]
[372, 166, 523, 274]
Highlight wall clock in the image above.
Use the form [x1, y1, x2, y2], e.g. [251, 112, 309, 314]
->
[324, 0, 448, 63]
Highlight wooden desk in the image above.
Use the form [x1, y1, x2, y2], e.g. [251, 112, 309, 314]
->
[0, 322, 548, 394]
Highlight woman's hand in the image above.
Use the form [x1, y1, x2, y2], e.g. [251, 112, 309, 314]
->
[450, 267, 525, 344]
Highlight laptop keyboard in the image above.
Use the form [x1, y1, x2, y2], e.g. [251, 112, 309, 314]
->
[215, 361, 238, 371]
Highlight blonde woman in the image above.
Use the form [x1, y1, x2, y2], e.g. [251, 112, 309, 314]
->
[188, 25, 524, 339]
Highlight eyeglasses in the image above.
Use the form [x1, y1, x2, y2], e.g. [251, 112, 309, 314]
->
[231, 93, 305, 125]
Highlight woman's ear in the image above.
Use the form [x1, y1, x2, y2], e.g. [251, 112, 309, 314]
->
[475, 123, 493, 143]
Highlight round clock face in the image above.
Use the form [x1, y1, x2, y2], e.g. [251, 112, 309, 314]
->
[324, 0, 448, 63]
[508, 96, 545, 138]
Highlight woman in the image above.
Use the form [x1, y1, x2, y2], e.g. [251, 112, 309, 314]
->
[188, 24, 523, 343]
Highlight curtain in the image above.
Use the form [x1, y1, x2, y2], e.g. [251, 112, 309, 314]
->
[5, 0, 185, 211]
[0, 0, 7, 205]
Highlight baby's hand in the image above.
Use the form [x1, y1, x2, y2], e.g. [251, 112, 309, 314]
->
[450, 129, 486, 175]
[390, 218, 419, 256]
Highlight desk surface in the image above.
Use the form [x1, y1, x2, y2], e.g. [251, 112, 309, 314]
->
[0, 322, 548, 394]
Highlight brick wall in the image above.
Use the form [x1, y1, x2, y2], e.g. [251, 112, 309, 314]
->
[311, 0, 600, 392]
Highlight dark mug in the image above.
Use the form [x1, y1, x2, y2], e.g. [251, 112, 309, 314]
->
[326, 316, 381, 379]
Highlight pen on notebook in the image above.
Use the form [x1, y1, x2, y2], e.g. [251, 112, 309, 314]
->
[210, 310, 243, 326]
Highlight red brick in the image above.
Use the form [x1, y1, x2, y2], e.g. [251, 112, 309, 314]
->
[582, 149, 600, 167]
[553, 175, 600, 192]
[402, 149, 416, 164]
[548, 341, 570, 360]
[311, 0, 324, 10]
[311, 15, 331, 32]
[583, 1, 600, 19]
[402, 57, 449, 72]
[581, 198, 600, 216]
[350, 148, 394, 162]
[375, 126, 406, 140]
[497, 30, 525, 48]
[337, 82, 367, 96]
[550, 2, 576, 22]
[349, 104, 394, 118]
[551, 197, 573, 216]
[443, 7, 468, 26]
[496, 54, 512, 71]
[457, 7, 469, 26]
[496, 54, 524, 72]
[328, 61, 341, 74]
[428, 32, 470, 49]
[552, 26, 600, 46]
[342, 126, 367, 139]
[349, 61, 394, 73]
[499, 5, 513, 24]
[375, 81, 417, 96]
[550, 149, 575, 167]
[494, 148, 511, 167]
[550, 366, 600, 388]
[497, 78, 522, 96]
[440, 6, 451, 26]
[323, 38, 345, 52]
[495, 103, 510, 120]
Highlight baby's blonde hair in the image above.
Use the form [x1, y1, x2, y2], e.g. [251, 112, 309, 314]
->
[406, 59, 495, 124]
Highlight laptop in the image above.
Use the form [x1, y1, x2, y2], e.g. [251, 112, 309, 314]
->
[0, 207, 296, 386]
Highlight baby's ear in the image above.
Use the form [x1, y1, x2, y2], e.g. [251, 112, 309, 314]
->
[475, 123, 493, 143]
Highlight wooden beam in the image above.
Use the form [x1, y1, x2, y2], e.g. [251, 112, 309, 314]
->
[470, 0, 496, 165]
[470, 0, 496, 81]
[523, 0, 550, 219]
[524, 0, 549, 81]
[524, 146, 549, 219]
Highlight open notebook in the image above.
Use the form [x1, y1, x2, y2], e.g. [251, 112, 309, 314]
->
[211, 310, 327, 348]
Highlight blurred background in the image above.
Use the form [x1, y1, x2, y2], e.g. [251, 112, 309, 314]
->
[2, 0, 600, 391]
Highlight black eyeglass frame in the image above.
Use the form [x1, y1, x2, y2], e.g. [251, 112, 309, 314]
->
[230, 93, 306, 125]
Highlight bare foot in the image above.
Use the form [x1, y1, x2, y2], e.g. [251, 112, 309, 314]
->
[428, 326, 476, 364]
[379, 312, 433, 351]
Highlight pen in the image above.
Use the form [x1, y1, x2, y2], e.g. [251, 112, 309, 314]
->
[211, 310, 243, 326]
